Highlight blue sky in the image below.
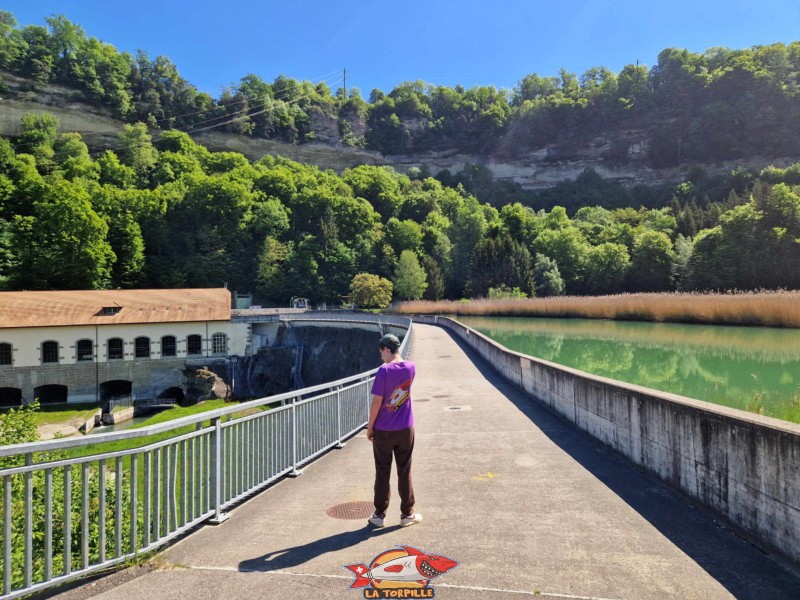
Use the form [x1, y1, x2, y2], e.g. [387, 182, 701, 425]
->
[5, 1, 800, 98]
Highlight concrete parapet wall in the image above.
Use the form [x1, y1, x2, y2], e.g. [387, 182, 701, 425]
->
[414, 315, 800, 567]
[103, 407, 135, 425]
[80, 409, 103, 433]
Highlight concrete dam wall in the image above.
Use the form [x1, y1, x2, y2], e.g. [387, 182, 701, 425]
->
[414, 315, 800, 569]
[230, 320, 405, 399]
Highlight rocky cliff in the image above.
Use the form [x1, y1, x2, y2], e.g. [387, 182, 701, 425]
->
[4, 71, 800, 190]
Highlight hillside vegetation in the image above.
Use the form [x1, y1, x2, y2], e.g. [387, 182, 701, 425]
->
[1, 10, 799, 301]
[2, 10, 800, 167]
[1, 111, 799, 301]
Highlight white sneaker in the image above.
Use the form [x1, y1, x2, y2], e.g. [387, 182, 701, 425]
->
[400, 513, 422, 527]
[368, 513, 385, 528]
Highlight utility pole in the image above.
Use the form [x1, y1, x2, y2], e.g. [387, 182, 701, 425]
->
[343, 67, 347, 96]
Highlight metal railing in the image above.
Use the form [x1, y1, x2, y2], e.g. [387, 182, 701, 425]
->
[0, 317, 411, 600]
[104, 394, 134, 413]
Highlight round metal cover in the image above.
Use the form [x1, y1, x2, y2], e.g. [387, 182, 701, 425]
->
[326, 501, 374, 520]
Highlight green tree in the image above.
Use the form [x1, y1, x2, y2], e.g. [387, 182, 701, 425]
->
[341, 165, 403, 221]
[18, 113, 59, 171]
[45, 15, 85, 81]
[393, 250, 427, 300]
[532, 224, 589, 293]
[0, 11, 26, 71]
[96, 150, 136, 188]
[466, 234, 532, 297]
[10, 179, 114, 289]
[385, 217, 423, 254]
[117, 123, 158, 178]
[585, 243, 630, 295]
[448, 197, 489, 297]
[107, 209, 145, 287]
[672, 234, 693, 291]
[350, 272, 393, 308]
[53, 132, 97, 180]
[534, 255, 565, 297]
[421, 255, 445, 300]
[18, 26, 54, 86]
[0, 217, 12, 289]
[256, 237, 290, 303]
[627, 231, 675, 292]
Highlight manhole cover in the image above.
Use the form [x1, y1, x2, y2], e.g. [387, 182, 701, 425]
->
[326, 501, 374, 520]
[438, 355, 452, 358]
[415, 398, 430, 402]
[433, 394, 450, 398]
[445, 406, 472, 411]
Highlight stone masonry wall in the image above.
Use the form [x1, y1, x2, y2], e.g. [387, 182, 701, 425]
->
[0, 358, 187, 404]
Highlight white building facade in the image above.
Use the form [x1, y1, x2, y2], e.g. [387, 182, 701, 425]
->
[0, 288, 248, 405]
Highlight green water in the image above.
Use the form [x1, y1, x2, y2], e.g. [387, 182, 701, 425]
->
[457, 316, 800, 423]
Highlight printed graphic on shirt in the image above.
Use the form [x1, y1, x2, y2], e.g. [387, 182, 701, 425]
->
[386, 380, 411, 412]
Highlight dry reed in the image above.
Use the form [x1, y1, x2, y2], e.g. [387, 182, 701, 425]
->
[390, 291, 800, 328]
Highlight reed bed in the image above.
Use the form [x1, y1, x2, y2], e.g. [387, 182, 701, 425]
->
[391, 291, 800, 328]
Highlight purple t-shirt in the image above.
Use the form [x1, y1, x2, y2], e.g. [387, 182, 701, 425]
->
[370, 361, 416, 431]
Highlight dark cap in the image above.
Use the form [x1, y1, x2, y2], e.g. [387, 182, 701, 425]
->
[378, 333, 401, 352]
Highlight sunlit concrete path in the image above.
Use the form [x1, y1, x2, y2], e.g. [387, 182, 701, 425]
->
[48, 324, 800, 600]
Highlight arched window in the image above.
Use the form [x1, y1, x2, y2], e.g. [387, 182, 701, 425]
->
[211, 333, 227, 355]
[0, 387, 22, 407]
[187, 334, 202, 356]
[161, 335, 177, 357]
[134, 337, 151, 358]
[34, 384, 67, 404]
[0, 343, 12, 366]
[107, 338, 124, 360]
[76, 339, 93, 362]
[42, 341, 59, 364]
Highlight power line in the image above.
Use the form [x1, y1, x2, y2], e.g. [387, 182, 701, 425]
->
[11, 67, 345, 153]
[33, 73, 346, 168]
[87, 74, 345, 160]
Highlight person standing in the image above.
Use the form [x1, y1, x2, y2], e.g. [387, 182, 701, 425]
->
[367, 333, 422, 528]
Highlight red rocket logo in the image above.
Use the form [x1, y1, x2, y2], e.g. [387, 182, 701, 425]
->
[386, 379, 411, 412]
[344, 545, 459, 598]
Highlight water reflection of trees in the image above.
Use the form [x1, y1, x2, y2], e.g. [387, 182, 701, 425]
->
[463, 316, 800, 363]
[472, 318, 800, 417]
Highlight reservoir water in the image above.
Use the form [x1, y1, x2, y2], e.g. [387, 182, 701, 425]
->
[457, 316, 800, 422]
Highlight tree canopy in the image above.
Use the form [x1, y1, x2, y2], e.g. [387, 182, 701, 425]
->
[3, 10, 800, 167]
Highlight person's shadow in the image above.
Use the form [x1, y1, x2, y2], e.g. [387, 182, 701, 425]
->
[238, 525, 398, 572]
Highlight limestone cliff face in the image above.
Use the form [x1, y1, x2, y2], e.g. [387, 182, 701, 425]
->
[4, 71, 800, 190]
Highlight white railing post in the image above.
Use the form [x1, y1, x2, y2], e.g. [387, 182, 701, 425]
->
[335, 385, 345, 449]
[289, 395, 303, 476]
[208, 417, 229, 524]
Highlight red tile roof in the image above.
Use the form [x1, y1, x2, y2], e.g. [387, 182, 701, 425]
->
[0, 289, 232, 328]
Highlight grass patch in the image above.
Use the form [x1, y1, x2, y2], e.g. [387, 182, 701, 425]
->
[392, 290, 800, 328]
[33, 403, 100, 427]
[66, 399, 274, 459]
[134, 399, 235, 427]
[743, 389, 800, 423]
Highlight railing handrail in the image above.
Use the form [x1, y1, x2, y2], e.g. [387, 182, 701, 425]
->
[0, 316, 411, 457]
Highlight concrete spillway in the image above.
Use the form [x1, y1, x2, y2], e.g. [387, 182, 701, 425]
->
[230, 320, 405, 399]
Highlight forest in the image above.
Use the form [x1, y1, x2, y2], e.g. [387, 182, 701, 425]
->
[2, 10, 800, 166]
[1, 10, 799, 302]
[1, 111, 799, 303]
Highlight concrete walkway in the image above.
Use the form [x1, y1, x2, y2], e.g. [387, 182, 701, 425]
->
[54, 324, 800, 600]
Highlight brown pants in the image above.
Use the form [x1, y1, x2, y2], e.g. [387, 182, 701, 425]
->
[372, 427, 415, 517]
